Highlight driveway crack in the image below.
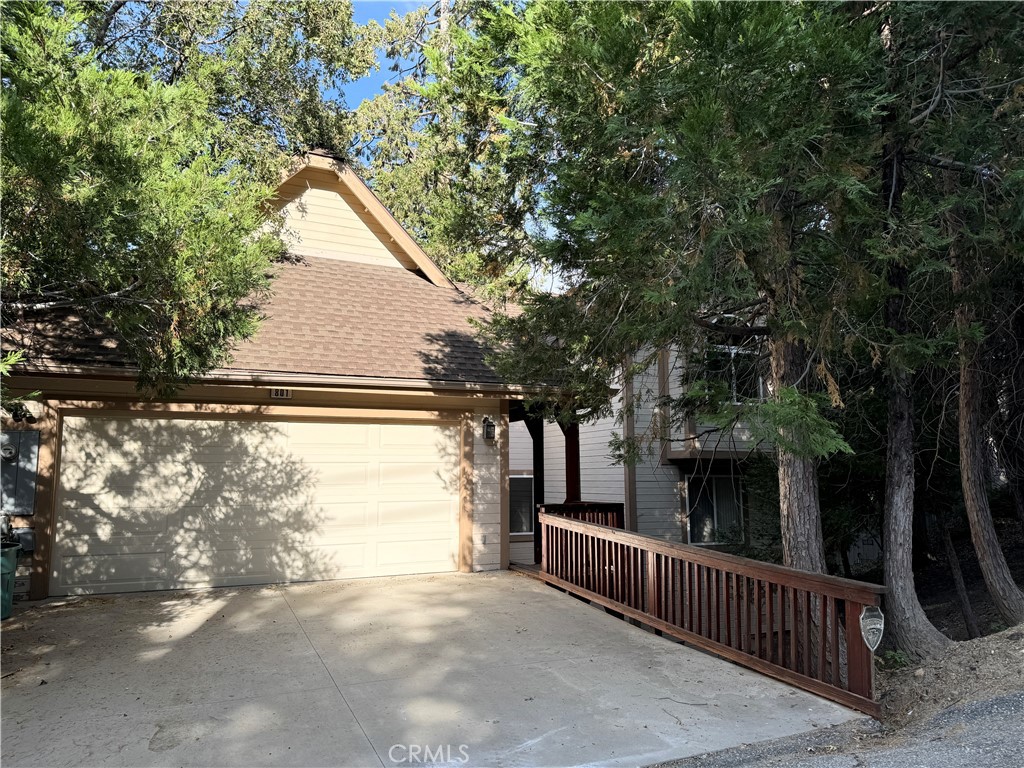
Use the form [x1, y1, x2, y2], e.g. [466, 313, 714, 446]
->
[281, 592, 385, 768]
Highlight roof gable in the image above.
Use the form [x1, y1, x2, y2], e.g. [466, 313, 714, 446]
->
[275, 154, 453, 289]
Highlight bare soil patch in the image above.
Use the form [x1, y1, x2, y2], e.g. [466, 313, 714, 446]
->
[877, 620, 1024, 727]
[869, 517, 1024, 727]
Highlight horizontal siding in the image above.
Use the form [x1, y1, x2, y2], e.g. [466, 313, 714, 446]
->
[509, 539, 534, 565]
[664, 346, 762, 455]
[543, 422, 566, 504]
[534, 418, 625, 504]
[275, 170, 414, 269]
[632, 363, 683, 542]
[692, 421, 759, 454]
[509, 421, 533, 473]
[471, 406, 502, 572]
[579, 415, 626, 504]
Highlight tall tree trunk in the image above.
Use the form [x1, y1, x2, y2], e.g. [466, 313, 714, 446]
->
[951, 234, 1024, 625]
[770, 336, 828, 574]
[876, 22, 951, 655]
[884, 365, 951, 658]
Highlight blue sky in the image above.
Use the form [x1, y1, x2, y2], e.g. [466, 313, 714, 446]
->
[347, 1, 426, 107]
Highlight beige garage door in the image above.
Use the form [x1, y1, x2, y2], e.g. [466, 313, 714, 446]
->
[52, 415, 462, 595]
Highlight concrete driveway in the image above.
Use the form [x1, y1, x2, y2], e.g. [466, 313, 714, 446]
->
[1, 572, 860, 767]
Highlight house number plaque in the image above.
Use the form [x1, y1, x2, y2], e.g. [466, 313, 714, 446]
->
[859, 605, 885, 653]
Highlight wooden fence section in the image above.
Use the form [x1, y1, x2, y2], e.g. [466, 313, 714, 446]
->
[538, 512, 886, 715]
[538, 503, 625, 529]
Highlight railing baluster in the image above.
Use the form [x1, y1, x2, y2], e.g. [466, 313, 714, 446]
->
[686, 561, 693, 632]
[803, 590, 812, 677]
[741, 575, 749, 654]
[818, 591, 827, 682]
[724, 572, 733, 648]
[778, 583, 786, 665]
[788, 587, 796, 672]
[830, 596, 840, 686]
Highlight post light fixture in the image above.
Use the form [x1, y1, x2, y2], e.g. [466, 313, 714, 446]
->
[482, 417, 496, 442]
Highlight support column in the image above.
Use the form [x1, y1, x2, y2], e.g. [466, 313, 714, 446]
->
[561, 422, 581, 503]
[524, 412, 546, 564]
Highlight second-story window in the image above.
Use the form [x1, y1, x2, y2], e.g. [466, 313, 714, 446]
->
[705, 346, 764, 403]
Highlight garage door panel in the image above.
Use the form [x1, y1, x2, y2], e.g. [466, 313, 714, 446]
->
[285, 421, 371, 445]
[314, 502, 372, 528]
[379, 461, 454, 487]
[375, 538, 455, 568]
[377, 500, 456, 526]
[57, 506, 171, 538]
[307, 463, 370, 487]
[379, 423, 457, 448]
[59, 551, 167, 590]
[53, 416, 462, 595]
[296, 542, 369, 576]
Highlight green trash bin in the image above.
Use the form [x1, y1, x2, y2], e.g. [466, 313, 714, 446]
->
[1, 541, 21, 620]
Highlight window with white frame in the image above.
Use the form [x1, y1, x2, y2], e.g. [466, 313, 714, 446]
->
[684, 474, 744, 545]
[510, 476, 534, 534]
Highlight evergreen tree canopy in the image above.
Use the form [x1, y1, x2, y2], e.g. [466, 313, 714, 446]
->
[1, 1, 373, 392]
[448, 0, 886, 458]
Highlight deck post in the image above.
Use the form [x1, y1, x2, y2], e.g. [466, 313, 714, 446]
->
[525, 413, 546, 564]
[561, 422, 581, 503]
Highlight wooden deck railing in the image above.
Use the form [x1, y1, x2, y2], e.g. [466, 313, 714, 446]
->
[538, 502, 625, 529]
[537, 513, 886, 715]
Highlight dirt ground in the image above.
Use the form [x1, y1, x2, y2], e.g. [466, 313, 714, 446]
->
[876, 621, 1024, 727]
[875, 516, 1024, 727]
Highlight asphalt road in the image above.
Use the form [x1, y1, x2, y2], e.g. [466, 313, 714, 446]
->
[655, 691, 1024, 768]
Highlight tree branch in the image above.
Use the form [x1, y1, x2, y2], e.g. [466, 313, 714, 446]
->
[906, 152, 1000, 179]
[90, 0, 128, 50]
[909, 35, 947, 125]
[6, 281, 144, 312]
[693, 318, 771, 337]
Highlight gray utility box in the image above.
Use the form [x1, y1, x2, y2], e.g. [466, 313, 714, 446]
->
[1, 430, 40, 517]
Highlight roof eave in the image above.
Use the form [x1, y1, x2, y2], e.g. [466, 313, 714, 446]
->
[10, 362, 533, 397]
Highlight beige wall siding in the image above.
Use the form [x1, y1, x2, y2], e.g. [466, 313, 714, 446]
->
[530, 417, 625, 505]
[542, 421, 566, 504]
[578, 412, 626, 505]
[509, 420, 533, 472]
[470, 405, 503, 572]
[276, 169, 415, 269]
[509, 538, 534, 565]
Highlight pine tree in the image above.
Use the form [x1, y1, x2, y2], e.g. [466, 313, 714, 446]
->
[449, 0, 884, 574]
[2, 1, 372, 392]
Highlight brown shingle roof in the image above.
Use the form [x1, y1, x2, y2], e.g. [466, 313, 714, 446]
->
[4, 257, 504, 386]
[224, 257, 500, 383]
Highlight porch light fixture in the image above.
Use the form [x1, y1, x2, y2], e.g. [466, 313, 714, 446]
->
[482, 417, 496, 442]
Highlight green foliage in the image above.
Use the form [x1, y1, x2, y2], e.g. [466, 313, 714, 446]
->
[80, 0, 374, 177]
[878, 649, 912, 670]
[441, 1, 887, 462]
[350, 1, 537, 293]
[2, 1, 374, 393]
[746, 388, 853, 459]
[0, 351, 39, 421]
[1, 1, 290, 392]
